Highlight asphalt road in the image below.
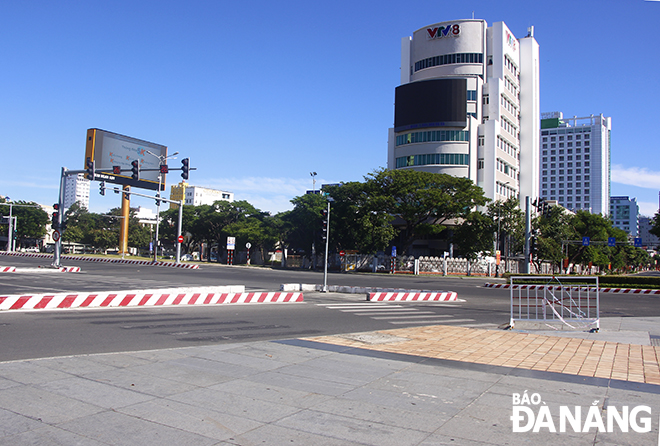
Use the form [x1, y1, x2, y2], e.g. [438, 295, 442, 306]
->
[0, 255, 659, 362]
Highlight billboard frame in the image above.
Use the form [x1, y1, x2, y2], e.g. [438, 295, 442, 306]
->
[85, 128, 168, 191]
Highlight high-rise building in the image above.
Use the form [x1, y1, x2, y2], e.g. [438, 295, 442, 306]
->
[540, 113, 611, 215]
[63, 173, 90, 210]
[387, 19, 540, 205]
[610, 196, 638, 237]
[169, 182, 234, 209]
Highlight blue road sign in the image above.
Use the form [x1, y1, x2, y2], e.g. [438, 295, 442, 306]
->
[582, 237, 590, 246]
[391, 246, 397, 257]
[608, 237, 616, 247]
[634, 237, 642, 247]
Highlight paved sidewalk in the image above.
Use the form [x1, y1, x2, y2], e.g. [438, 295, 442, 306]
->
[0, 319, 659, 445]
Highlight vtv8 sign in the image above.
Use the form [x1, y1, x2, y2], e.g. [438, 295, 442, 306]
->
[427, 24, 460, 40]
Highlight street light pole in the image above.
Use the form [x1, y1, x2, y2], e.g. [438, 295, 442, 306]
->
[322, 196, 334, 292]
[145, 150, 178, 263]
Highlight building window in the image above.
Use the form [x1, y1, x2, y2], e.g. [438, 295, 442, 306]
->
[396, 130, 469, 146]
[396, 153, 470, 168]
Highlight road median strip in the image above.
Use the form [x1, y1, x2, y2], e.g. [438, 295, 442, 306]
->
[0, 251, 199, 269]
[484, 282, 660, 294]
[0, 285, 304, 311]
[281, 283, 458, 301]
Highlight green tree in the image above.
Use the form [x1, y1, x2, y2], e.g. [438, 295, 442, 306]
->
[322, 182, 396, 253]
[0, 200, 49, 249]
[365, 168, 489, 253]
[452, 211, 495, 260]
[284, 193, 327, 254]
[487, 197, 525, 259]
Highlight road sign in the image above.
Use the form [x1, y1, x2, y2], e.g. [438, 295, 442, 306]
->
[245, 242, 252, 249]
[634, 237, 642, 247]
[52, 230, 60, 242]
[391, 246, 397, 257]
[608, 237, 616, 247]
[227, 236, 236, 250]
[177, 235, 184, 243]
[339, 250, 345, 257]
[582, 237, 590, 246]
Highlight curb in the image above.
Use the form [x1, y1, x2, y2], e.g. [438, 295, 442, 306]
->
[484, 282, 660, 294]
[281, 284, 458, 301]
[367, 291, 458, 302]
[0, 286, 304, 311]
[0, 251, 199, 269]
[1, 266, 81, 273]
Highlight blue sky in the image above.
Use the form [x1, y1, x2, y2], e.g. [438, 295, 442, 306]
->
[1, 0, 659, 216]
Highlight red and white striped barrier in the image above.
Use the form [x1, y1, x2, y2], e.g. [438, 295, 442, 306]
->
[484, 283, 660, 294]
[0, 267, 16, 273]
[0, 251, 199, 269]
[0, 287, 303, 311]
[367, 291, 458, 302]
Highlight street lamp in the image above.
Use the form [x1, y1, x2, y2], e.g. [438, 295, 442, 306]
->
[322, 196, 334, 292]
[145, 150, 179, 262]
[310, 172, 317, 193]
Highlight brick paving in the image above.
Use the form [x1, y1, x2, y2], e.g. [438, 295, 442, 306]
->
[306, 325, 660, 386]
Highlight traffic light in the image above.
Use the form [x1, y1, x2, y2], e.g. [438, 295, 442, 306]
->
[531, 235, 538, 258]
[86, 157, 95, 180]
[155, 195, 161, 206]
[52, 203, 59, 230]
[160, 164, 169, 174]
[321, 209, 328, 241]
[99, 181, 105, 196]
[113, 165, 121, 175]
[131, 160, 140, 180]
[181, 158, 190, 180]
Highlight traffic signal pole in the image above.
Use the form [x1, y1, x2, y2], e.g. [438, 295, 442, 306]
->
[523, 196, 531, 274]
[52, 167, 67, 268]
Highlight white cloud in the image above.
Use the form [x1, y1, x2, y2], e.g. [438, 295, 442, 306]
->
[194, 176, 323, 214]
[638, 201, 659, 218]
[611, 164, 660, 189]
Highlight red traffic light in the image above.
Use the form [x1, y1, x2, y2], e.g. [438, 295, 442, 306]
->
[160, 165, 169, 174]
[113, 166, 121, 175]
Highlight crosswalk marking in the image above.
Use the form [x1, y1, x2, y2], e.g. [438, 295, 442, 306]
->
[315, 301, 475, 327]
[370, 313, 446, 319]
[389, 318, 475, 325]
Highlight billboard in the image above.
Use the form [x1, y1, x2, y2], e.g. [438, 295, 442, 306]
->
[85, 129, 168, 191]
[394, 78, 467, 132]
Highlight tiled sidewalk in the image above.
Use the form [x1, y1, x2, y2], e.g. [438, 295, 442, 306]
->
[306, 325, 660, 386]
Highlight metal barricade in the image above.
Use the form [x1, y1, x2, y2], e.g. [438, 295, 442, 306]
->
[509, 276, 599, 331]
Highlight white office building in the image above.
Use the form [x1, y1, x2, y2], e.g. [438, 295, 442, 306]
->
[387, 19, 540, 205]
[540, 113, 611, 215]
[610, 196, 638, 237]
[169, 182, 234, 209]
[63, 173, 90, 210]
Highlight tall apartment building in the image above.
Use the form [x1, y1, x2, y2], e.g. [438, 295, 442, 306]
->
[169, 182, 234, 209]
[610, 196, 639, 237]
[63, 173, 90, 210]
[539, 113, 611, 215]
[387, 19, 540, 205]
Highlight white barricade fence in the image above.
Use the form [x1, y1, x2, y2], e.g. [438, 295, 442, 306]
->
[509, 275, 599, 331]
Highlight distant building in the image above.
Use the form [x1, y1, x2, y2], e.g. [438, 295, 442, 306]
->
[638, 216, 659, 249]
[540, 112, 611, 215]
[169, 182, 233, 209]
[63, 173, 90, 210]
[134, 206, 157, 228]
[610, 196, 638, 236]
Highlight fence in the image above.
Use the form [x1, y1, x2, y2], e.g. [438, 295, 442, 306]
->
[509, 275, 599, 331]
